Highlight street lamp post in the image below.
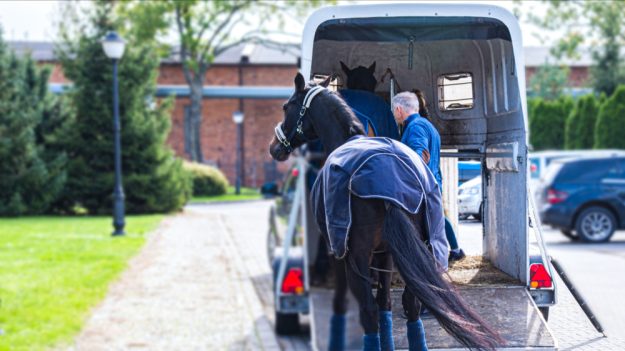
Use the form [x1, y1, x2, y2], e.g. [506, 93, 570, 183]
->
[232, 111, 244, 195]
[101, 31, 126, 236]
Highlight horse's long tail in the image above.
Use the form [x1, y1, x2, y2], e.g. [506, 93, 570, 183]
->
[383, 204, 504, 351]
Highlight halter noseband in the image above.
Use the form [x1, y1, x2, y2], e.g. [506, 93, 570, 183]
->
[274, 85, 325, 153]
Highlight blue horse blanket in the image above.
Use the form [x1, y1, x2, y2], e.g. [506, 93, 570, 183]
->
[311, 135, 449, 270]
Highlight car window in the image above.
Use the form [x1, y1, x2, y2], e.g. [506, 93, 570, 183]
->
[557, 159, 619, 183]
[543, 162, 564, 185]
[459, 168, 481, 182]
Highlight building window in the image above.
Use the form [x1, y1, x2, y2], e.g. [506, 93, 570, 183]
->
[312, 74, 342, 91]
[438, 72, 474, 111]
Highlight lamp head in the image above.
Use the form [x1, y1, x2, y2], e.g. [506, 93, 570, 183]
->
[232, 111, 244, 124]
[101, 31, 126, 60]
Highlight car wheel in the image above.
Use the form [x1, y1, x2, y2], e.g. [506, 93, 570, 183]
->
[560, 229, 579, 241]
[459, 214, 469, 221]
[575, 206, 616, 243]
[275, 311, 300, 335]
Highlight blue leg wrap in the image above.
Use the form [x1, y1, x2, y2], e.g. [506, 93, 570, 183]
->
[329, 314, 346, 351]
[379, 311, 395, 351]
[363, 333, 381, 351]
[407, 319, 428, 351]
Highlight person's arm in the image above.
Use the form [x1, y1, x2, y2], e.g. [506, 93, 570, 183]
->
[404, 125, 431, 164]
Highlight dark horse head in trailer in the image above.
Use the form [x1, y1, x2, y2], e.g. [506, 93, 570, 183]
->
[341, 61, 377, 91]
[269, 73, 503, 351]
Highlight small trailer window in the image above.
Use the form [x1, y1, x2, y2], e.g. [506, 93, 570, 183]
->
[438, 72, 474, 111]
[313, 74, 342, 92]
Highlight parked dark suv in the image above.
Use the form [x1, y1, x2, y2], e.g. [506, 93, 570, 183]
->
[539, 155, 625, 242]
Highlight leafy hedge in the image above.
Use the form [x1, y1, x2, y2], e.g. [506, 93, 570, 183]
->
[183, 162, 229, 197]
[595, 85, 625, 149]
[565, 94, 599, 149]
[529, 96, 573, 150]
[529, 86, 625, 151]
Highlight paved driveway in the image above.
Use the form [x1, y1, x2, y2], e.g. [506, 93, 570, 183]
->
[70, 201, 625, 350]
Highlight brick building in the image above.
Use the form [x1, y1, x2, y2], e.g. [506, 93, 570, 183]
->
[9, 41, 592, 187]
[524, 46, 592, 90]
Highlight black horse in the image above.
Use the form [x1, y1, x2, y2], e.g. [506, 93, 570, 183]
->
[269, 73, 503, 351]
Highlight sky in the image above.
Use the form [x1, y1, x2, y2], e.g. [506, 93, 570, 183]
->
[0, 0, 560, 47]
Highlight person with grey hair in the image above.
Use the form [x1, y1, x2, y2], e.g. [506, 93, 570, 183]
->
[392, 91, 466, 263]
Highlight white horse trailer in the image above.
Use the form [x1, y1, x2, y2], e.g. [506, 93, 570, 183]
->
[269, 3, 558, 350]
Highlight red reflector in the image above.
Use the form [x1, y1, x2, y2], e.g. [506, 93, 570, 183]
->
[291, 168, 300, 177]
[530, 264, 552, 288]
[547, 188, 568, 205]
[281, 268, 304, 294]
[530, 164, 537, 173]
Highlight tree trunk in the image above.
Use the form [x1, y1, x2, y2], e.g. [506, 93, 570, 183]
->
[189, 82, 204, 163]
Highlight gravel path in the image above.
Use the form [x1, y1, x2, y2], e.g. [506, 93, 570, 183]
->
[69, 205, 280, 351]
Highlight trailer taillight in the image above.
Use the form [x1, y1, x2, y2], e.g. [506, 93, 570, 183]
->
[281, 268, 304, 294]
[530, 263, 552, 289]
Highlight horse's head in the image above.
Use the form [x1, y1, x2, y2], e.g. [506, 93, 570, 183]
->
[341, 61, 377, 92]
[269, 73, 332, 162]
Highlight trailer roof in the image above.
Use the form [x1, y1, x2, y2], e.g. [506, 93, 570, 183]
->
[314, 16, 511, 43]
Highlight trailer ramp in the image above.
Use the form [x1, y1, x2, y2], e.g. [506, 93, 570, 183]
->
[311, 287, 556, 350]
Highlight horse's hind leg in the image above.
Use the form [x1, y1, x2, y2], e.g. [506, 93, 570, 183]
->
[375, 250, 395, 351]
[347, 197, 385, 350]
[346, 248, 380, 350]
[402, 290, 427, 351]
[329, 257, 348, 351]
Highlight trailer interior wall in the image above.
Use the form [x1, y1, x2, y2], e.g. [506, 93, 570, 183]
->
[309, 18, 528, 282]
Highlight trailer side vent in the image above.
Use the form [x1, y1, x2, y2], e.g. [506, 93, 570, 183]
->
[438, 72, 474, 111]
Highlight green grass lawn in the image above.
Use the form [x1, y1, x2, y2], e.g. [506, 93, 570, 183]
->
[190, 186, 262, 203]
[0, 215, 163, 351]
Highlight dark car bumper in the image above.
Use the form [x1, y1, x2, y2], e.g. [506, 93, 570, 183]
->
[540, 205, 573, 229]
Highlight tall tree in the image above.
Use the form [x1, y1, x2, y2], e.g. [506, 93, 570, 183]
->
[119, 0, 332, 162]
[521, 1, 625, 96]
[0, 30, 70, 215]
[56, 1, 191, 214]
[528, 61, 569, 100]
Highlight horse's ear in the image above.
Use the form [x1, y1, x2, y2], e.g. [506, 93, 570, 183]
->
[294, 73, 306, 92]
[368, 61, 376, 73]
[340, 61, 350, 75]
[319, 74, 333, 88]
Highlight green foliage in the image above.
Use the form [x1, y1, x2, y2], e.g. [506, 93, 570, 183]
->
[564, 94, 599, 149]
[56, 2, 192, 214]
[183, 161, 229, 196]
[0, 215, 162, 350]
[589, 1, 625, 96]
[520, 0, 625, 96]
[528, 62, 569, 100]
[0, 32, 71, 215]
[530, 96, 574, 150]
[118, 0, 334, 162]
[595, 85, 625, 149]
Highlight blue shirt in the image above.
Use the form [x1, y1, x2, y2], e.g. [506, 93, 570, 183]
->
[401, 113, 443, 189]
[340, 89, 399, 140]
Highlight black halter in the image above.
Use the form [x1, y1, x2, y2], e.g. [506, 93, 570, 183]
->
[274, 86, 325, 153]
